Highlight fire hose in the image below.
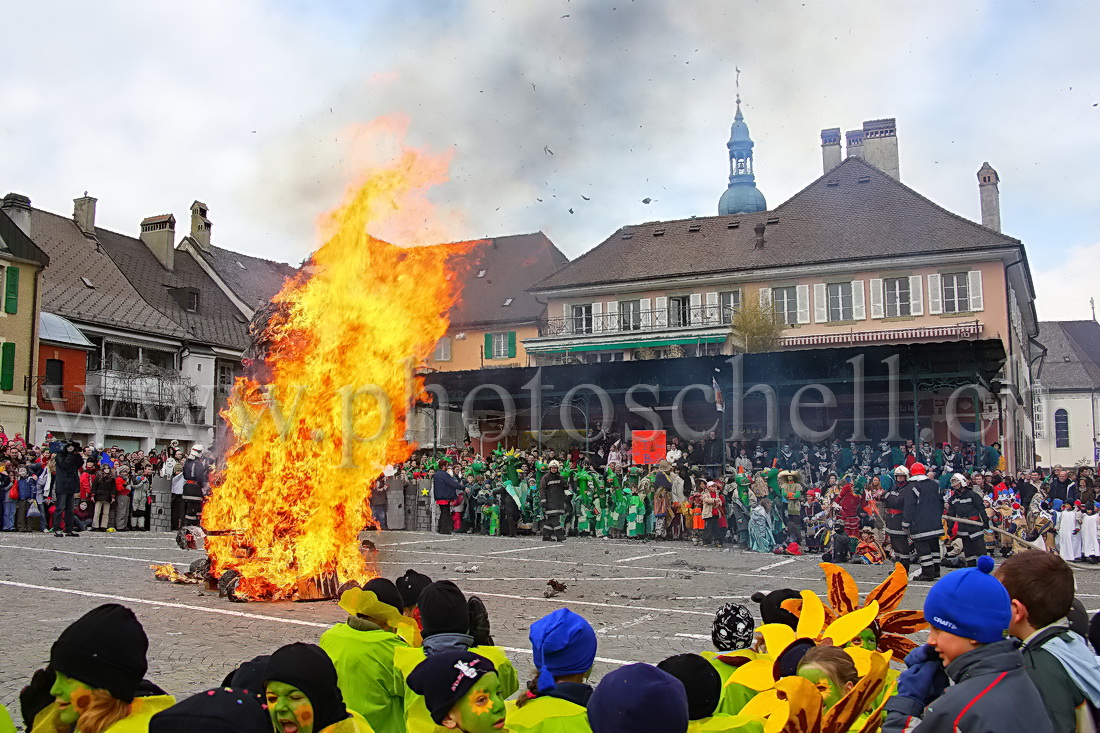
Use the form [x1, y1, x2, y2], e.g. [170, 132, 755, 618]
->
[944, 515, 1100, 571]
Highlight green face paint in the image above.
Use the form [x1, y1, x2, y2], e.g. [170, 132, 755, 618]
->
[797, 665, 845, 709]
[451, 672, 506, 733]
[50, 671, 94, 726]
[846, 627, 878, 651]
[265, 681, 315, 733]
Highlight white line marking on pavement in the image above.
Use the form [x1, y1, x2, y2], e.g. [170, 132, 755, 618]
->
[0, 544, 188, 567]
[615, 551, 676, 563]
[106, 545, 177, 549]
[597, 614, 655, 635]
[488, 545, 562, 555]
[499, 645, 635, 666]
[381, 538, 465, 547]
[752, 558, 797, 572]
[453, 576, 667, 582]
[675, 633, 712, 640]
[0, 580, 330, 629]
[671, 596, 744, 600]
[471, 591, 711, 616]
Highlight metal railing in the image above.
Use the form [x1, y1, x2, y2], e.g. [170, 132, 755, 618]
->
[38, 386, 88, 414]
[37, 385, 207, 424]
[542, 304, 735, 337]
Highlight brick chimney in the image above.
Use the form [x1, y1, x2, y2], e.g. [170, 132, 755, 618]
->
[1, 193, 32, 238]
[73, 194, 97, 237]
[821, 128, 842, 172]
[140, 214, 176, 270]
[844, 129, 865, 160]
[190, 200, 212, 252]
[861, 118, 900, 180]
[977, 162, 1001, 232]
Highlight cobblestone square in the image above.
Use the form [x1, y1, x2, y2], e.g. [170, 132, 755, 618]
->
[5, 530, 1100, 715]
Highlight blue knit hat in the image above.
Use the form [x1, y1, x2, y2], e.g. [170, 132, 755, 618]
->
[530, 608, 597, 692]
[923, 556, 1010, 644]
[588, 664, 688, 733]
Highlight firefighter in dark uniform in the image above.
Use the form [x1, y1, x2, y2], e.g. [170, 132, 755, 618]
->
[540, 460, 568, 542]
[884, 466, 912, 569]
[903, 462, 944, 581]
[947, 472, 988, 567]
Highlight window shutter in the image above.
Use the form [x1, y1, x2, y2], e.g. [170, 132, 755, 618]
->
[560, 302, 571, 334]
[909, 275, 923, 315]
[640, 298, 652, 328]
[758, 287, 771, 308]
[605, 300, 619, 332]
[705, 291, 719, 324]
[851, 280, 866, 320]
[0, 342, 14, 391]
[4, 266, 18, 315]
[927, 273, 943, 315]
[813, 283, 828, 323]
[968, 270, 984, 312]
[689, 292, 702, 325]
[869, 278, 884, 318]
[484, 333, 494, 360]
[654, 296, 668, 328]
[591, 301, 603, 333]
[507, 331, 517, 359]
[796, 285, 810, 324]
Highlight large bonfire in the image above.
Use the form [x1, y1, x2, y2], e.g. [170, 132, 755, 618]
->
[202, 129, 474, 600]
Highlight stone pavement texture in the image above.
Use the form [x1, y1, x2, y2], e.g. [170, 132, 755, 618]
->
[4, 529, 1100, 720]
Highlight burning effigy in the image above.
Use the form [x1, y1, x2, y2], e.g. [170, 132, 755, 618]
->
[195, 134, 475, 601]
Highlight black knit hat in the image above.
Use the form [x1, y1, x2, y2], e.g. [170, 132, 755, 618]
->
[150, 688, 270, 733]
[263, 643, 349, 731]
[656, 654, 721, 720]
[50, 604, 148, 703]
[396, 569, 433, 610]
[750, 589, 800, 629]
[419, 581, 469, 638]
[406, 651, 497, 724]
[362, 577, 403, 614]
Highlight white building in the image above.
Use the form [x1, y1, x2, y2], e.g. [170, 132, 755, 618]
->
[1033, 320, 1100, 468]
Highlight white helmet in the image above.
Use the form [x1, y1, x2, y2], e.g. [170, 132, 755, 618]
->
[951, 473, 968, 486]
[190, 444, 204, 455]
[893, 466, 910, 478]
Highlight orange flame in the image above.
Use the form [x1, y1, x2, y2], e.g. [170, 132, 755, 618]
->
[202, 128, 474, 600]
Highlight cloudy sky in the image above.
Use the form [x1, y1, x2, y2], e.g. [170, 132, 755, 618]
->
[2, 1, 1097, 321]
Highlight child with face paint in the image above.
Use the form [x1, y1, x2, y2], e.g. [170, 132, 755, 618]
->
[319, 579, 413, 733]
[406, 651, 507, 733]
[394, 581, 517, 732]
[796, 646, 858, 710]
[507, 608, 597, 732]
[28, 603, 175, 733]
[263, 643, 372, 733]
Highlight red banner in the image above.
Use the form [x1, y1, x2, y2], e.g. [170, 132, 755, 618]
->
[631, 430, 667, 465]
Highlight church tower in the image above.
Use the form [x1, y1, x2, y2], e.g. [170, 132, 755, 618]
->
[718, 85, 767, 216]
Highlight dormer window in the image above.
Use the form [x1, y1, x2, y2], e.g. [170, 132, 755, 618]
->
[187, 291, 199, 312]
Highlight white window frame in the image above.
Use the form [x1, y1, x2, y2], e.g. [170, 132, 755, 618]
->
[668, 295, 690, 328]
[619, 300, 642, 331]
[884, 277, 911, 318]
[432, 336, 452, 362]
[773, 286, 798, 325]
[571, 304, 593, 334]
[491, 332, 510, 359]
[827, 282, 854, 322]
[942, 272, 970, 314]
[719, 290, 741, 324]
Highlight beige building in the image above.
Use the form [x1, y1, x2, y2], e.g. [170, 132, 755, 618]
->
[0, 195, 50, 442]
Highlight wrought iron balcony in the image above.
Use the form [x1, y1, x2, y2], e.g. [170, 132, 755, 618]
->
[542, 305, 734, 337]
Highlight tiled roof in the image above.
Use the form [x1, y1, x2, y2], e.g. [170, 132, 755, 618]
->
[447, 232, 569, 327]
[94, 227, 251, 350]
[31, 209, 187, 338]
[189, 243, 297, 311]
[1039, 320, 1100, 390]
[533, 157, 1021, 292]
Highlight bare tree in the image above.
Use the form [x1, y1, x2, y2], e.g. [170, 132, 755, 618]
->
[731, 298, 785, 353]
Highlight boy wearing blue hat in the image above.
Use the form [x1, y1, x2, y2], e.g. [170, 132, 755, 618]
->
[883, 556, 1053, 733]
[507, 608, 598, 732]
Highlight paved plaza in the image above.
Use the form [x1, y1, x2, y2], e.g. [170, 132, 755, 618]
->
[5, 530, 1100, 711]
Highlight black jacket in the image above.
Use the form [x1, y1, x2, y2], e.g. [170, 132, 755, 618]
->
[432, 469, 461, 502]
[539, 472, 568, 511]
[54, 448, 84, 494]
[884, 640, 1054, 733]
[883, 484, 907, 534]
[902, 475, 944, 540]
[947, 488, 988, 539]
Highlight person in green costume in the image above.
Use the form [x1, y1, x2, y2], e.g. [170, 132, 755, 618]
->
[394, 581, 517, 733]
[319, 579, 413, 733]
[264, 643, 373, 733]
[406, 652, 507, 733]
[657, 654, 763, 732]
[508, 608, 598, 733]
[26, 604, 175, 733]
